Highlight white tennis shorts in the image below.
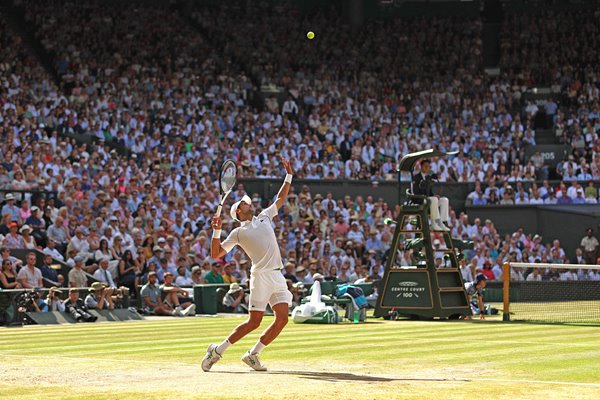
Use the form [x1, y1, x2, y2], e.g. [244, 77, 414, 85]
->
[248, 269, 293, 312]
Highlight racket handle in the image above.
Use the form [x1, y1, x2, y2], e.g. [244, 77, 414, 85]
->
[215, 204, 223, 218]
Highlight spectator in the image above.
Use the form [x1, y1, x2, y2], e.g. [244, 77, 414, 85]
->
[160, 272, 195, 316]
[140, 272, 178, 316]
[3, 222, 25, 249]
[190, 265, 206, 285]
[16, 252, 43, 289]
[222, 263, 238, 284]
[1, 194, 20, 223]
[44, 239, 65, 261]
[459, 258, 473, 283]
[222, 282, 248, 313]
[47, 216, 69, 254]
[175, 265, 194, 287]
[0, 259, 21, 289]
[68, 256, 88, 288]
[93, 258, 116, 288]
[39, 254, 59, 283]
[19, 225, 37, 249]
[117, 250, 139, 295]
[205, 262, 225, 284]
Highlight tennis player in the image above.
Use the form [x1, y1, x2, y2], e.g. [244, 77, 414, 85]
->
[202, 158, 294, 372]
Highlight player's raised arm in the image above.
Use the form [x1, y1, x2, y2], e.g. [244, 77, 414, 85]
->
[275, 158, 293, 209]
[210, 216, 227, 259]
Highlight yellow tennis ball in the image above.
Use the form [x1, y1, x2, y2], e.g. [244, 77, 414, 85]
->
[307, 31, 315, 40]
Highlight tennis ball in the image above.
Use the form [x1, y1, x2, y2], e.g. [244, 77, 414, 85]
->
[307, 31, 315, 40]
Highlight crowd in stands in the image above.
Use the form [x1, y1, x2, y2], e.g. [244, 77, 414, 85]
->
[14, 1, 600, 189]
[0, 1, 599, 318]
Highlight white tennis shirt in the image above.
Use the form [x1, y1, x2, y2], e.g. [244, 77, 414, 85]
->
[221, 203, 282, 274]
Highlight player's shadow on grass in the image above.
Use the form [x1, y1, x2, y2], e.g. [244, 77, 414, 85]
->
[219, 370, 464, 383]
[276, 371, 464, 383]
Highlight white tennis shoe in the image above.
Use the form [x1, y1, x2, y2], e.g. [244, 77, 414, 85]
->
[201, 344, 222, 372]
[241, 351, 267, 371]
[182, 304, 196, 317]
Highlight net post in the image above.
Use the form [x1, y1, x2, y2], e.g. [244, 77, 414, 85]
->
[502, 262, 510, 322]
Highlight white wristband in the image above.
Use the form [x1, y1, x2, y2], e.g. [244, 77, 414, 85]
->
[284, 174, 293, 184]
[212, 229, 221, 239]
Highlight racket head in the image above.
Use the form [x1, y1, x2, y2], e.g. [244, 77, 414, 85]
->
[219, 159, 237, 194]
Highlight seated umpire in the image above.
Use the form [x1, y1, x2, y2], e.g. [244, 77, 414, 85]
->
[412, 159, 450, 231]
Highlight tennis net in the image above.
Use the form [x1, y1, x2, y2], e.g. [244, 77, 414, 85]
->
[502, 262, 600, 324]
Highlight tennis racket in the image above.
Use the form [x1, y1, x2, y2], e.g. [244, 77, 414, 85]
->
[215, 159, 237, 218]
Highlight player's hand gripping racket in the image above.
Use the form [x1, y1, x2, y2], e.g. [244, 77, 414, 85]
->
[215, 159, 237, 218]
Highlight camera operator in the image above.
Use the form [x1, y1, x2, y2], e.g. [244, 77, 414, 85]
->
[15, 290, 41, 313]
[44, 286, 65, 312]
[412, 159, 450, 231]
[64, 288, 97, 322]
[85, 282, 115, 311]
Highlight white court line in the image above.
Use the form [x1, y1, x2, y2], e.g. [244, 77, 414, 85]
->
[2, 352, 599, 388]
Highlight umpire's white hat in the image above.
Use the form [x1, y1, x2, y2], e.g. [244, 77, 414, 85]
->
[230, 195, 251, 221]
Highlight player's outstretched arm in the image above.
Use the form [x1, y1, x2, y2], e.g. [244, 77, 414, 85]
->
[275, 158, 293, 209]
[210, 216, 227, 259]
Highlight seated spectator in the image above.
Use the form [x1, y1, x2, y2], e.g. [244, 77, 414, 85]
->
[47, 217, 70, 255]
[93, 258, 116, 288]
[175, 265, 194, 287]
[160, 272, 195, 317]
[16, 252, 43, 289]
[205, 262, 225, 284]
[68, 256, 88, 288]
[190, 265, 207, 285]
[222, 263, 238, 284]
[43, 239, 65, 261]
[3, 222, 25, 249]
[0, 258, 21, 289]
[140, 272, 178, 316]
[39, 253, 60, 283]
[1, 194, 20, 223]
[222, 282, 248, 313]
[117, 250, 139, 295]
[19, 225, 37, 249]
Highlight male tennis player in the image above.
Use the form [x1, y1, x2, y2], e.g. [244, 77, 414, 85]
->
[202, 158, 293, 372]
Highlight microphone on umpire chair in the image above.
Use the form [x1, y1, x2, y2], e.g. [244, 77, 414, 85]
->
[383, 218, 397, 226]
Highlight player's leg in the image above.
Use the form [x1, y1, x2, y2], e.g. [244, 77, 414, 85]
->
[242, 272, 292, 371]
[257, 302, 289, 346]
[241, 302, 288, 372]
[227, 310, 264, 344]
[202, 275, 268, 372]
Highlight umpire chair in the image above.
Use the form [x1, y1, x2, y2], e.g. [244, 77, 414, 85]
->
[374, 149, 471, 319]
